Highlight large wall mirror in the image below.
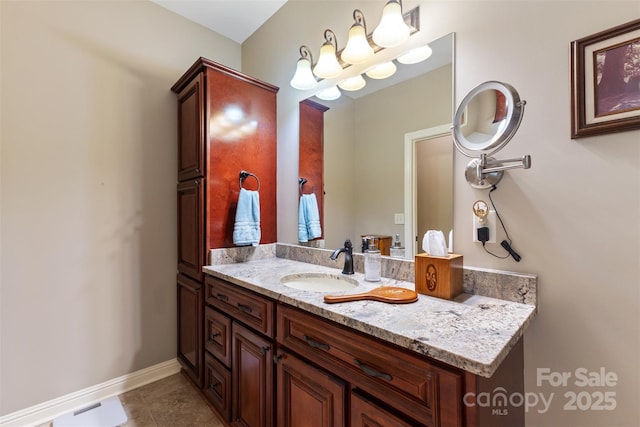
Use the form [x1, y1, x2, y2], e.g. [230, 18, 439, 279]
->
[299, 33, 455, 260]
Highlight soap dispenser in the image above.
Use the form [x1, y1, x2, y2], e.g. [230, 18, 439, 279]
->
[364, 237, 381, 282]
[390, 233, 405, 259]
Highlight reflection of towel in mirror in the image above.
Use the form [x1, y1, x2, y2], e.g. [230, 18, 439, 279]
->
[298, 193, 322, 242]
[233, 188, 261, 246]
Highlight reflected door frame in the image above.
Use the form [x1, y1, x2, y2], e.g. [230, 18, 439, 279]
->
[403, 124, 452, 259]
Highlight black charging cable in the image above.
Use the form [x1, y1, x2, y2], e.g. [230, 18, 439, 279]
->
[481, 185, 522, 262]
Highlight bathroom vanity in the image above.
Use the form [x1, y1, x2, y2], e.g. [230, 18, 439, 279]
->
[199, 244, 536, 427]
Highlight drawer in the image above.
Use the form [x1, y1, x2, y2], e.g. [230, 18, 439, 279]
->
[205, 276, 274, 337]
[351, 391, 415, 427]
[277, 305, 448, 427]
[204, 352, 231, 423]
[204, 306, 231, 367]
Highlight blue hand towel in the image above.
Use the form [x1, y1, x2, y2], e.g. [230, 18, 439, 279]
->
[233, 188, 261, 246]
[298, 193, 322, 242]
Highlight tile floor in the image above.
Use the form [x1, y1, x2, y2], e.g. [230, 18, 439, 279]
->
[37, 373, 225, 427]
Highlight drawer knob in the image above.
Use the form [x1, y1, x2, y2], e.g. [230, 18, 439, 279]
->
[354, 359, 393, 381]
[209, 332, 221, 341]
[216, 293, 229, 302]
[303, 334, 330, 351]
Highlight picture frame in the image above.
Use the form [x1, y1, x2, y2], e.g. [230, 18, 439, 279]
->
[571, 19, 640, 139]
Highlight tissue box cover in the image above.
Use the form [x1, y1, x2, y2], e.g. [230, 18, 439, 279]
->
[415, 253, 463, 300]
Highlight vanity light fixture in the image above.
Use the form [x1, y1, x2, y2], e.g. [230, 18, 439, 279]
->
[316, 85, 341, 101]
[289, 4, 422, 96]
[365, 61, 397, 79]
[341, 10, 374, 65]
[372, 0, 411, 48]
[290, 45, 318, 90]
[338, 74, 366, 91]
[313, 30, 343, 79]
[397, 44, 433, 64]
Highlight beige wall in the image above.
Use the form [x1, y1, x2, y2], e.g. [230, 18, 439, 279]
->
[243, 1, 640, 426]
[0, 0, 240, 415]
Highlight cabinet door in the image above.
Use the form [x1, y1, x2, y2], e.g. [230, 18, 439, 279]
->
[177, 274, 203, 387]
[177, 72, 205, 182]
[276, 350, 346, 427]
[350, 391, 415, 427]
[232, 322, 274, 427]
[177, 178, 204, 281]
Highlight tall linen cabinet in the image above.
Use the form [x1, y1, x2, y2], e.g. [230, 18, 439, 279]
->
[171, 58, 278, 387]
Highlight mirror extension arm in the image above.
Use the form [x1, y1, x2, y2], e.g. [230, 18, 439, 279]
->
[481, 154, 532, 173]
[466, 154, 531, 189]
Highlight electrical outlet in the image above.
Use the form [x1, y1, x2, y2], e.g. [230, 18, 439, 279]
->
[472, 210, 497, 243]
[394, 213, 405, 225]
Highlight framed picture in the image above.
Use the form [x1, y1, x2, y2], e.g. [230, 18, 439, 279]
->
[571, 19, 640, 139]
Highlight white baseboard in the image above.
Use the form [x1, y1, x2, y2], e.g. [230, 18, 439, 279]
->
[0, 358, 181, 427]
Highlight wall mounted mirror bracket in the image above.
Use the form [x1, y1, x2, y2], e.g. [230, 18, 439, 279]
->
[452, 81, 531, 189]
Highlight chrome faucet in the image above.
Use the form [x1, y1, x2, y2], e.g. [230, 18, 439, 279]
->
[330, 239, 354, 275]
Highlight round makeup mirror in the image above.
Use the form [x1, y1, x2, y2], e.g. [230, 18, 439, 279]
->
[452, 81, 531, 189]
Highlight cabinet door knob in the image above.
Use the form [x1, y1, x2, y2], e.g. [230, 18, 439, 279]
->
[273, 354, 283, 364]
[261, 346, 271, 355]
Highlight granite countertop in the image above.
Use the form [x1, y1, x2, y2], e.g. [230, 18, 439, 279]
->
[203, 256, 536, 378]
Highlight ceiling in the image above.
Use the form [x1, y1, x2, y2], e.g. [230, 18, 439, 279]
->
[151, 0, 289, 44]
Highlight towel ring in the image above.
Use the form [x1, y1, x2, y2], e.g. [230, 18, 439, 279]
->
[299, 177, 315, 196]
[240, 170, 260, 191]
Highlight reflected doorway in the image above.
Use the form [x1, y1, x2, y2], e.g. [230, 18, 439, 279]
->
[404, 125, 454, 258]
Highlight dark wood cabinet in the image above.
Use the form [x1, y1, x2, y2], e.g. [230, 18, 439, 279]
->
[172, 58, 278, 393]
[276, 349, 346, 427]
[177, 179, 204, 281]
[202, 275, 524, 427]
[203, 275, 276, 426]
[172, 58, 278, 252]
[176, 274, 203, 386]
[298, 99, 329, 240]
[176, 73, 205, 182]
[276, 303, 523, 427]
[232, 322, 274, 427]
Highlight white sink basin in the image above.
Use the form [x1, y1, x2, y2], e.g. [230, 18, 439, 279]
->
[280, 273, 358, 292]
